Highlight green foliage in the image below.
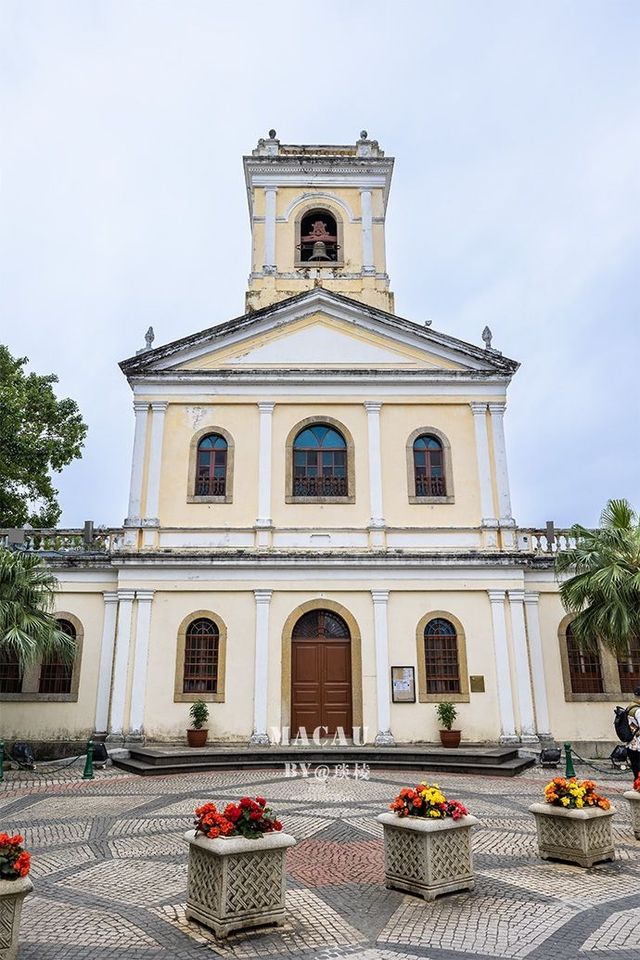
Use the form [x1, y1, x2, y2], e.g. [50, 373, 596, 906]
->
[189, 699, 209, 729]
[436, 701, 457, 730]
[555, 499, 640, 654]
[0, 345, 87, 526]
[0, 547, 75, 667]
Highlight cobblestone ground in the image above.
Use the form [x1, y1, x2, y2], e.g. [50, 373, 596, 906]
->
[1, 760, 639, 960]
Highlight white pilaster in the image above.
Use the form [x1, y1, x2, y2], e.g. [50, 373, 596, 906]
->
[250, 589, 272, 744]
[129, 590, 154, 737]
[508, 590, 537, 741]
[263, 187, 278, 273]
[94, 592, 119, 735]
[256, 402, 274, 533]
[125, 402, 149, 524]
[144, 401, 167, 524]
[372, 590, 394, 745]
[471, 402, 497, 526]
[364, 401, 385, 528]
[488, 402, 514, 525]
[524, 592, 551, 738]
[487, 590, 517, 742]
[360, 188, 375, 274]
[107, 590, 136, 739]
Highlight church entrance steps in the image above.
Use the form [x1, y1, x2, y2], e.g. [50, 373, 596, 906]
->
[113, 743, 535, 778]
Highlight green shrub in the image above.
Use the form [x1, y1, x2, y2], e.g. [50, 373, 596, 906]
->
[436, 701, 457, 730]
[189, 699, 209, 729]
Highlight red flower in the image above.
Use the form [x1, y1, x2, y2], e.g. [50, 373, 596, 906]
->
[240, 797, 252, 808]
[273, 820, 283, 831]
[256, 796, 266, 806]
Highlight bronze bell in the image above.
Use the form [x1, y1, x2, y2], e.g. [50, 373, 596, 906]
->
[309, 240, 330, 261]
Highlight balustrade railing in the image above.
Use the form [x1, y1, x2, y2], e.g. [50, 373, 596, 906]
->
[415, 476, 447, 497]
[293, 476, 348, 497]
[0, 526, 124, 554]
[195, 477, 226, 496]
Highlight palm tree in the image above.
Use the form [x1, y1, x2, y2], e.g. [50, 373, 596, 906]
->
[556, 499, 640, 654]
[0, 547, 75, 667]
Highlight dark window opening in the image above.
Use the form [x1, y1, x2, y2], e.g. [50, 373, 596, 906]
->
[292, 609, 350, 640]
[566, 623, 604, 694]
[298, 210, 339, 263]
[424, 617, 461, 694]
[196, 434, 227, 497]
[413, 435, 446, 497]
[617, 638, 640, 694]
[0, 648, 22, 694]
[183, 618, 219, 694]
[39, 619, 75, 694]
[293, 424, 348, 497]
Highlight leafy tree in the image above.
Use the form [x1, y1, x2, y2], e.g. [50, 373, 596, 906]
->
[0, 345, 87, 527]
[556, 499, 640, 654]
[0, 548, 74, 667]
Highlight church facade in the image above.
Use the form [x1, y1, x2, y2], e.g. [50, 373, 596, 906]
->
[2, 133, 637, 751]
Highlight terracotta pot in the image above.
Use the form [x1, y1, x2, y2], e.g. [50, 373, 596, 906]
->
[187, 728, 208, 748]
[439, 729, 461, 748]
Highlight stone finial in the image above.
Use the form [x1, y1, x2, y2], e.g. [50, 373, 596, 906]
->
[482, 325, 493, 350]
[360, 129, 368, 140]
[145, 326, 155, 350]
[268, 129, 277, 139]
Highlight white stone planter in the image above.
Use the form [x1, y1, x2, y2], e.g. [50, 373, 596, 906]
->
[529, 802, 615, 867]
[623, 790, 640, 840]
[0, 876, 33, 960]
[184, 829, 296, 938]
[377, 812, 479, 901]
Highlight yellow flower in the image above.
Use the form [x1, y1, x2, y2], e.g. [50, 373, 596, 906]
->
[575, 799, 584, 808]
[561, 797, 570, 807]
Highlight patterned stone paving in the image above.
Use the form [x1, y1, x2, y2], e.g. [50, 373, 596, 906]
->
[1, 761, 639, 958]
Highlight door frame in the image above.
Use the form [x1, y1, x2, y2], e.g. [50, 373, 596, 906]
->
[281, 599, 363, 734]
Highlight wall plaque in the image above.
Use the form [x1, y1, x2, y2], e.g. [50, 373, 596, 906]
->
[470, 675, 485, 693]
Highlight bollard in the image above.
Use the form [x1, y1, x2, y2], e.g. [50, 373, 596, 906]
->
[82, 739, 95, 780]
[564, 742, 576, 778]
[0, 740, 4, 783]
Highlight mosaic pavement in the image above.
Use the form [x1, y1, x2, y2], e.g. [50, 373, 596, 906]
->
[1, 760, 639, 959]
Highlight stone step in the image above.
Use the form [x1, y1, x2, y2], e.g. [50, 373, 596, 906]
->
[113, 745, 535, 778]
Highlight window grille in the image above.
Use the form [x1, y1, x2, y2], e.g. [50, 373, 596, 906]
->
[195, 434, 227, 496]
[424, 618, 460, 694]
[566, 624, 604, 694]
[183, 618, 219, 694]
[292, 609, 350, 640]
[413, 435, 446, 497]
[293, 424, 348, 497]
[39, 619, 75, 694]
[0, 648, 22, 694]
[617, 637, 640, 694]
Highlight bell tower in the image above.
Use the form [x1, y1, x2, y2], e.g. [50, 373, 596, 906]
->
[243, 131, 395, 313]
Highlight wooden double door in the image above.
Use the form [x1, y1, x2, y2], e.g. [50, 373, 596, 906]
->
[291, 609, 353, 737]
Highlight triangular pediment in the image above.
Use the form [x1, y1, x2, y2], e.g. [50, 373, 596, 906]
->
[177, 313, 462, 371]
[120, 289, 518, 377]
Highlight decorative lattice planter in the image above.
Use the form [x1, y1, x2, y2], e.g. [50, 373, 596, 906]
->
[377, 812, 479, 901]
[623, 791, 640, 840]
[529, 803, 615, 867]
[0, 877, 33, 960]
[184, 829, 296, 938]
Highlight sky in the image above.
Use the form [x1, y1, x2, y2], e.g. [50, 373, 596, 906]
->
[1, 0, 639, 529]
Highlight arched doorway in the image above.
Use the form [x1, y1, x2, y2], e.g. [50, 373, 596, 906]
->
[291, 609, 352, 737]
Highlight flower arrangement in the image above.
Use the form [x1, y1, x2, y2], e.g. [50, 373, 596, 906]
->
[633, 774, 640, 793]
[543, 777, 610, 810]
[389, 782, 468, 820]
[0, 833, 31, 880]
[194, 797, 283, 840]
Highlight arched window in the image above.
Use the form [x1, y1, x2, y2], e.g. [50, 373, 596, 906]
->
[183, 618, 220, 694]
[0, 648, 22, 694]
[297, 209, 339, 263]
[292, 609, 350, 640]
[413, 435, 446, 497]
[39, 619, 75, 695]
[424, 618, 461, 694]
[293, 424, 348, 498]
[617, 637, 640, 693]
[195, 434, 227, 497]
[566, 623, 604, 694]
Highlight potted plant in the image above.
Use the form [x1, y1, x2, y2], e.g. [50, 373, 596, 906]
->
[623, 773, 640, 840]
[0, 832, 32, 960]
[436, 701, 460, 748]
[377, 782, 478, 900]
[184, 796, 296, 938]
[529, 776, 615, 867]
[187, 700, 209, 747]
